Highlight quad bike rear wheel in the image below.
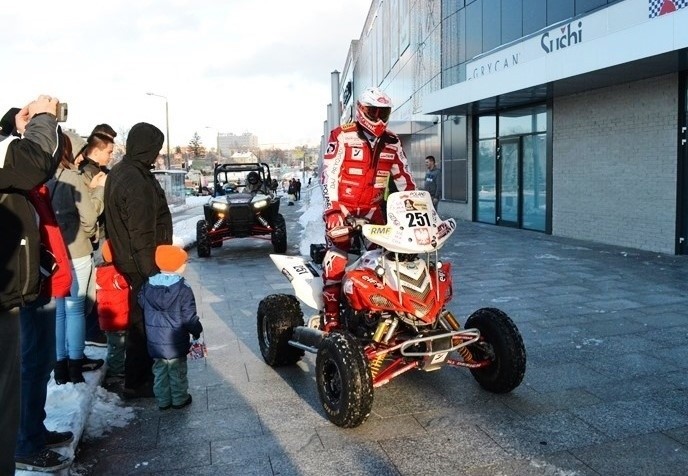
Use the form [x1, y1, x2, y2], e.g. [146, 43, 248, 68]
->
[316, 332, 373, 428]
[257, 294, 304, 366]
[196, 220, 211, 258]
[465, 307, 526, 393]
[271, 213, 287, 253]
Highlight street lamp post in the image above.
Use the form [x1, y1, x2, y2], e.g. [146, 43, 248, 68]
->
[146, 92, 171, 169]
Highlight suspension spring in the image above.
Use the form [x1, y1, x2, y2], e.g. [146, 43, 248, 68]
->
[442, 310, 475, 363]
[369, 354, 386, 378]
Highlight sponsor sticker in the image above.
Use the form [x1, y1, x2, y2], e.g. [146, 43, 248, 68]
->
[374, 171, 390, 188]
[413, 228, 431, 245]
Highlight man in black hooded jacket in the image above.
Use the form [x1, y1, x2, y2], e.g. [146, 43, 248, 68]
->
[0, 96, 62, 473]
[104, 122, 172, 398]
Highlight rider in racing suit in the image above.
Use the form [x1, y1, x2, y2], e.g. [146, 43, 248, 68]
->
[320, 87, 416, 330]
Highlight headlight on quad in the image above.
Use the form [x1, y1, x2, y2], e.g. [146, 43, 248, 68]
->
[211, 202, 228, 211]
[370, 294, 393, 308]
[253, 199, 268, 209]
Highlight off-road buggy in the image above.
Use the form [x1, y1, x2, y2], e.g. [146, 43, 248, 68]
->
[257, 190, 526, 428]
[196, 162, 287, 257]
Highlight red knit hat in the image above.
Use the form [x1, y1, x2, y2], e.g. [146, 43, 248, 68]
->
[155, 245, 187, 272]
[102, 240, 113, 263]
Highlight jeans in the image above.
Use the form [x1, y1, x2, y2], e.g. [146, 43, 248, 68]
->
[16, 297, 55, 458]
[106, 331, 126, 376]
[0, 308, 20, 474]
[152, 358, 189, 408]
[56, 255, 93, 360]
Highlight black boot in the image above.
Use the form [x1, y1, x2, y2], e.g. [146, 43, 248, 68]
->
[68, 359, 85, 384]
[54, 360, 68, 385]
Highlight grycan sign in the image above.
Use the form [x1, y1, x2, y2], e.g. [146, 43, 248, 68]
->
[468, 19, 590, 81]
[463, 0, 659, 82]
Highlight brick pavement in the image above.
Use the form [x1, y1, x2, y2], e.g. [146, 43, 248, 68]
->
[74, 200, 688, 475]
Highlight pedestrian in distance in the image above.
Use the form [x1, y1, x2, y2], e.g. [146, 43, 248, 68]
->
[95, 240, 130, 380]
[320, 86, 416, 329]
[104, 122, 173, 399]
[139, 245, 203, 411]
[0, 96, 67, 473]
[424, 155, 442, 211]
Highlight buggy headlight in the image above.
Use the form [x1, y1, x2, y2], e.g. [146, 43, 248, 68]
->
[212, 202, 228, 211]
[253, 199, 268, 209]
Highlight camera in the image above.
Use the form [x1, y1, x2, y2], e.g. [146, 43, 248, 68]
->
[56, 102, 68, 122]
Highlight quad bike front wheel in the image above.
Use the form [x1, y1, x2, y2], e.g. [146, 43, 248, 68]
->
[257, 294, 304, 366]
[271, 213, 287, 253]
[316, 332, 373, 428]
[196, 220, 211, 258]
[465, 307, 526, 394]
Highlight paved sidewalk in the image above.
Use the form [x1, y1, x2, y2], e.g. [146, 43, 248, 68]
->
[74, 202, 688, 475]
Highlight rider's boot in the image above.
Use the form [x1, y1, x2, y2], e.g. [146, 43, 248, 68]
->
[322, 284, 341, 331]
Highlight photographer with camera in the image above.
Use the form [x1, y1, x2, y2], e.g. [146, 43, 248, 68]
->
[0, 95, 64, 473]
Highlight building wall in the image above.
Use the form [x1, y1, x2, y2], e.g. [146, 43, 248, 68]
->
[552, 73, 678, 253]
[352, 0, 443, 176]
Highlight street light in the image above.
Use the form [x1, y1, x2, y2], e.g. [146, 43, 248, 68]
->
[146, 92, 170, 169]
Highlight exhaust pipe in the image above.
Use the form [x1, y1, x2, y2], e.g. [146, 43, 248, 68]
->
[289, 326, 326, 353]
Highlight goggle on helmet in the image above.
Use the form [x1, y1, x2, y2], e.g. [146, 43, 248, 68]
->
[356, 87, 393, 137]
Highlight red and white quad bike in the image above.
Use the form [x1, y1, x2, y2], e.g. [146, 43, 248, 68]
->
[257, 190, 526, 428]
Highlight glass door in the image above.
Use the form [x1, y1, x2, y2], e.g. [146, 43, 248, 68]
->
[498, 138, 520, 227]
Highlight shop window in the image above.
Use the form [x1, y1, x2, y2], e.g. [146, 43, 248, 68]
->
[547, 0, 574, 24]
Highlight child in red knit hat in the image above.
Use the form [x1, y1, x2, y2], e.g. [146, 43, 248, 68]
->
[95, 240, 130, 378]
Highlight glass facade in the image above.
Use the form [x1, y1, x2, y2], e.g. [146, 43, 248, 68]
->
[441, 0, 623, 89]
[475, 106, 548, 231]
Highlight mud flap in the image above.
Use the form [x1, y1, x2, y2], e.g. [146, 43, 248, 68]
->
[269, 254, 324, 310]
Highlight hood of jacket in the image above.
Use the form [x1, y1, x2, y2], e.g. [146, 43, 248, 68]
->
[140, 273, 184, 310]
[124, 122, 164, 167]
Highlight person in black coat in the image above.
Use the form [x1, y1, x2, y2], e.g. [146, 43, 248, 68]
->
[104, 122, 172, 398]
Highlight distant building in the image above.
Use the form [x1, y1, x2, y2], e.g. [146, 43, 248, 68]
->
[218, 132, 259, 156]
[228, 151, 259, 164]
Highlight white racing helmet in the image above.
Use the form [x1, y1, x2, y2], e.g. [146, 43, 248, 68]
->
[356, 87, 393, 137]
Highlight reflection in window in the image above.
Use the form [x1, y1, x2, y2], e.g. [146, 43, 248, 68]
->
[477, 139, 496, 224]
[499, 106, 547, 136]
[478, 115, 497, 138]
[522, 134, 547, 231]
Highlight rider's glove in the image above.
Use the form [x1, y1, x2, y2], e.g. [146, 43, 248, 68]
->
[325, 212, 351, 248]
